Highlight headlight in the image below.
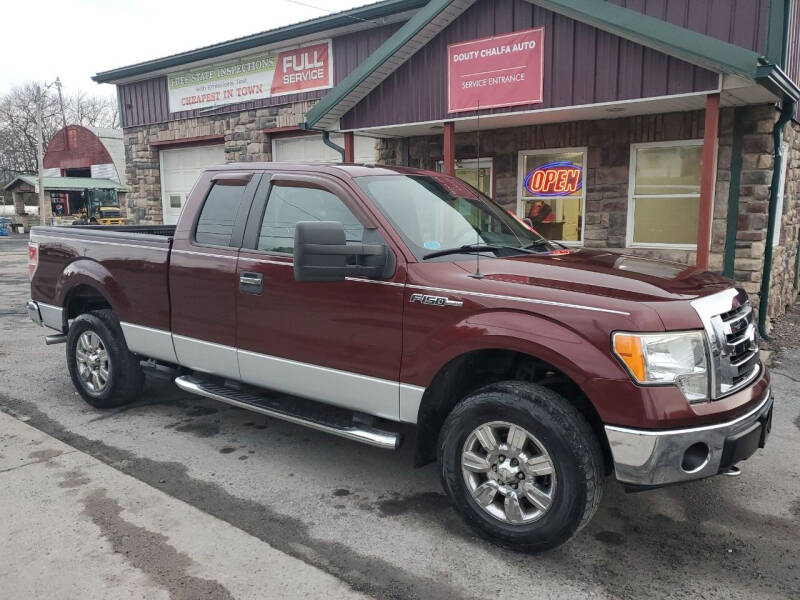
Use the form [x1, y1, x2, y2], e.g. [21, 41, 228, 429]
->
[612, 331, 709, 403]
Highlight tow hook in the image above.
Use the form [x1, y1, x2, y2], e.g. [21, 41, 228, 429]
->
[721, 465, 742, 477]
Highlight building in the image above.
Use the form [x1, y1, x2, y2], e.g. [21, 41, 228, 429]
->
[3, 124, 128, 225]
[42, 125, 127, 184]
[93, 0, 800, 331]
[4, 175, 127, 223]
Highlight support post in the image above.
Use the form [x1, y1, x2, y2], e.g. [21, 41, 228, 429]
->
[696, 93, 720, 271]
[343, 132, 355, 162]
[443, 121, 455, 176]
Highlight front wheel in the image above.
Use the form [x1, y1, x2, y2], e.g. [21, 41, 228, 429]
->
[66, 310, 144, 408]
[438, 381, 604, 553]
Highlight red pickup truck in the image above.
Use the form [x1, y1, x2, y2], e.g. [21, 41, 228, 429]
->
[28, 163, 772, 552]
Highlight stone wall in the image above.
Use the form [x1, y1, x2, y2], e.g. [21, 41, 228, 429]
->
[122, 101, 316, 223]
[767, 119, 800, 318]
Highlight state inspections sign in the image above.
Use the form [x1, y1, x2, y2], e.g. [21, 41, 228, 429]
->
[167, 40, 333, 112]
[447, 28, 544, 113]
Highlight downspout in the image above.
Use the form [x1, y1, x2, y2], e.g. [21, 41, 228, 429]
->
[757, 99, 795, 340]
[321, 130, 345, 162]
[298, 122, 346, 162]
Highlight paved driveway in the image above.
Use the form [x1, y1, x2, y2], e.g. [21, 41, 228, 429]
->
[1, 234, 798, 599]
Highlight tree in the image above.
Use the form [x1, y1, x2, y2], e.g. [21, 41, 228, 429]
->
[0, 82, 119, 187]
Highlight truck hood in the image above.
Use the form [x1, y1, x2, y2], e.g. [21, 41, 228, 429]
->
[452, 248, 732, 303]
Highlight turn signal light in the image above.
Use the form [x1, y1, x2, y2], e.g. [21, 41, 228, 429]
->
[612, 333, 646, 381]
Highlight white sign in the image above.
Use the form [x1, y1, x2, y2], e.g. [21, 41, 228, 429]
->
[167, 39, 333, 112]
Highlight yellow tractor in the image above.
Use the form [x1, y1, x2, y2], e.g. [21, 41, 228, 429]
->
[71, 188, 125, 225]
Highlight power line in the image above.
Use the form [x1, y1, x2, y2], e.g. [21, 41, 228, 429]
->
[283, 0, 386, 26]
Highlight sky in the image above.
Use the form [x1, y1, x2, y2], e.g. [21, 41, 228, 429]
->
[0, 0, 369, 98]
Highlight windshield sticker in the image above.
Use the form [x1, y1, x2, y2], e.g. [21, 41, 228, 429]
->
[423, 240, 442, 250]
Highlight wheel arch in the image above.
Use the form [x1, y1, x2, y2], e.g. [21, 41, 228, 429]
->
[56, 259, 126, 328]
[412, 346, 612, 474]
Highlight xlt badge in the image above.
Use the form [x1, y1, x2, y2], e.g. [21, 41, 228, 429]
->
[409, 293, 463, 307]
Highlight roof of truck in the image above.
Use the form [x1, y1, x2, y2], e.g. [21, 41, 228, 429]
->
[216, 162, 434, 178]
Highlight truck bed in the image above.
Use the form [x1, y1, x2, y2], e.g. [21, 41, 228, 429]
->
[30, 225, 174, 332]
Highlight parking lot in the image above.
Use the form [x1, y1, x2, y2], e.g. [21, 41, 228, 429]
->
[1, 234, 799, 600]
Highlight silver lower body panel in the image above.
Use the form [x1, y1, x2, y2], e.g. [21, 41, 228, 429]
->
[605, 388, 773, 486]
[27, 300, 63, 332]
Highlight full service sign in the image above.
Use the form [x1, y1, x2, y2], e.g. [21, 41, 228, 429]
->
[167, 40, 332, 112]
[447, 28, 544, 113]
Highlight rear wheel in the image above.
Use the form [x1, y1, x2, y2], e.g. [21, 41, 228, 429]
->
[66, 310, 144, 408]
[438, 381, 604, 553]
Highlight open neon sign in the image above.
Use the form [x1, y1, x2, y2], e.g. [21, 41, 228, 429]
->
[523, 161, 582, 197]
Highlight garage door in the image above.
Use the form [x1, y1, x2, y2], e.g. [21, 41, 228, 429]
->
[160, 145, 225, 225]
[272, 134, 376, 164]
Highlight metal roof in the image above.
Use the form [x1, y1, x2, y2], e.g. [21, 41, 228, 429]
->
[4, 175, 128, 192]
[92, 0, 429, 84]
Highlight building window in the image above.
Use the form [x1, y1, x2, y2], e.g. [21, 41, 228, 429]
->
[437, 158, 493, 197]
[517, 148, 586, 244]
[627, 140, 704, 248]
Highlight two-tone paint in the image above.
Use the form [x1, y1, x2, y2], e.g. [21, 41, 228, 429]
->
[29, 163, 769, 434]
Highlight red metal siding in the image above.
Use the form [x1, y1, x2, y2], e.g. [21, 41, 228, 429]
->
[119, 23, 401, 128]
[608, 0, 770, 54]
[341, 0, 719, 130]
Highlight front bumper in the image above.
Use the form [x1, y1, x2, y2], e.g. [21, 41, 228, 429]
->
[605, 388, 773, 487]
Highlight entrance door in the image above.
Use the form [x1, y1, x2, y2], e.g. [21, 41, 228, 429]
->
[160, 145, 225, 224]
[235, 172, 405, 420]
[437, 158, 493, 197]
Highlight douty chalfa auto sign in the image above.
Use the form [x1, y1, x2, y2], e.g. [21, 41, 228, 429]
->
[447, 28, 544, 113]
[167, 40, 333, 112]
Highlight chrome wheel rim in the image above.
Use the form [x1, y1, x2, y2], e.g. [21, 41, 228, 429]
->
[461, 421, 556, 524]
[76, 331, 110, 393]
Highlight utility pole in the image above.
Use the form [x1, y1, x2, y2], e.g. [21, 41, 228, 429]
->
[35, 84, 47, 225]
[55, 77, 68, 149]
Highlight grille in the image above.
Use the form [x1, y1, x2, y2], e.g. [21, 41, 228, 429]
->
[692, 288, 760, 400]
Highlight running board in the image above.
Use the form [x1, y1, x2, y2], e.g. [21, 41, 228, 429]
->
[174, 376, 400, 450]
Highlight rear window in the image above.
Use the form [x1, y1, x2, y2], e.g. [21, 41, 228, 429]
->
[195, 183, 248, 247]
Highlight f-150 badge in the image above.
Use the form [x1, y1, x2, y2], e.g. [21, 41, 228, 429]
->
[409, 293, 463, 307]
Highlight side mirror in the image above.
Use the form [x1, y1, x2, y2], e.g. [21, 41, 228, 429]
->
[293, 221, 391, 282]
[522, 217, 534, 227]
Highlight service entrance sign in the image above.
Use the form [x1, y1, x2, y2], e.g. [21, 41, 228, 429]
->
[167, 39, 332, 112]
[447, 28, 544, 113]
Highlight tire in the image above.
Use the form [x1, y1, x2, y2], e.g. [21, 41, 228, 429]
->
[66, 309, 144, 408]
[438, 381, 604, 553]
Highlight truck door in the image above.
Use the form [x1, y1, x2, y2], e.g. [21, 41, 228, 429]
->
[169, 171, 259, 379]
[235, 173, 405, 421]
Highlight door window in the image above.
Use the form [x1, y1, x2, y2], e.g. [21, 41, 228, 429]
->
[195, 183, 249, 247]
[436, 158, 493, 197]
[517, 148, 586, 244]
[258, 184, 364, 254]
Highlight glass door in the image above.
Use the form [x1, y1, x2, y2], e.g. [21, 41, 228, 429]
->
[517, 148, 586, 244]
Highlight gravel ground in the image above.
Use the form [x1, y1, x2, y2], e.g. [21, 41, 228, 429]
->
[1, 233, 799, 600]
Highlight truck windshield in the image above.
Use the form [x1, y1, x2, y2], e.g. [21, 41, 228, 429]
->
[355, 174, 555, 261]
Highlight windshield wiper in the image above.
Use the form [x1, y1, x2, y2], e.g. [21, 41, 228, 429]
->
[423, 243, 539, 260]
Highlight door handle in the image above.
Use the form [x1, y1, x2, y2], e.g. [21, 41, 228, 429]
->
[239, 272, 263, 294]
